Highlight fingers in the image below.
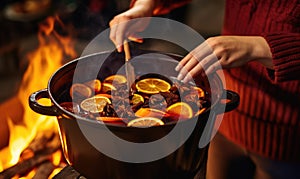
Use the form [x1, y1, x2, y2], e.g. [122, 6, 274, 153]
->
[176, 48, 219, 83]
[175, 42, 209, 72]
[176, 55, 198, 81]
[182, 54, 218, 83]
[181, 63, 203, 83]
[205, 60, 222, 75]
[109, 15, 131, 52]
[175, 53, 193, 72]
[109, 17, 120, 51]
[115, 22, 128, 52]
[109, 16, 145, 52]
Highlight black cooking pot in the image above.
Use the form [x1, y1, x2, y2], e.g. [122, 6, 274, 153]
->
[29, 50, 239, 179]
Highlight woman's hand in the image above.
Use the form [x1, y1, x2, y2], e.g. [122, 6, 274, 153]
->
[109, 0, 156, 52]
[176, 36, 273, 82]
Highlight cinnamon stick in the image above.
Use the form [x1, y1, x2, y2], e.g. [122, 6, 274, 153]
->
[123, 40, 131, 62]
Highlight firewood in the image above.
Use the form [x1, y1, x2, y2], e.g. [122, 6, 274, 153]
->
[20, 130, 59, 160]
[32, 161, 54, 179]
[0, 132, 61, 179]
[53, 165, 87, 179]
[0, 154, 50, 179]
[39, 132, 62, 162]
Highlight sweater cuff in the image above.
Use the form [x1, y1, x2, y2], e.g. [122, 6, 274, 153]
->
[262, 33, 300, 83]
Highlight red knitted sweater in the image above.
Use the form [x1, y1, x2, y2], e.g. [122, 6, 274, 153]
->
[130, 0, 300, 162]
[220, 0, 300, 162]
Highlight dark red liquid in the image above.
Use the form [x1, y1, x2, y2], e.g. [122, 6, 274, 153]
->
[58, 75, 209, 127]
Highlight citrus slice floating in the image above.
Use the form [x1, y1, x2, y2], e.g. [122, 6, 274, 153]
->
[195, 108, 206, 116]
[104, 74, 127, 84]
[166, 102, 193, 119]
[135, 108, 166, 118]
[80, 96, 111, 113]
[84, 79, 101, 93]
[131, 94, 144, 105]
[135, 78, 171, 94]
[70, 83, 92, 99]
[96, 117, 123, 122]
[127, 117, 164, 127]
[95, 93, 112, 99]
[193, 86, 205, 98]
[101, 82, 117, 93]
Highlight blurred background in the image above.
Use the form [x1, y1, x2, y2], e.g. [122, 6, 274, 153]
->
[0, 0, 224, 103]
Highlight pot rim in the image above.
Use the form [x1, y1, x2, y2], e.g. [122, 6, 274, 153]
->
[46, 51, 224, 128]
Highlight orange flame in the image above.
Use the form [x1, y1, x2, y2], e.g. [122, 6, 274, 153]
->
[0, 16, 77, 174]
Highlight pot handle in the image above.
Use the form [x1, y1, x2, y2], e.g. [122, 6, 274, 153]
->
[29, 89, 58, 116]
[218, 90, 240, 113]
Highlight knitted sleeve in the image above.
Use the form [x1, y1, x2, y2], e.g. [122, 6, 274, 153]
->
[263, 33, 300, 83]
[130, 0, 191, 15]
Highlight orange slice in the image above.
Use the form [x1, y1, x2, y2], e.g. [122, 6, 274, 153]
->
[96, 117, 123, 122]
[101, 82, 117, 93]
[135, 108, 166, 118]
[131, 94, 144, 105]
[70, 83, 92, 99]
[84, 79, 101, 93]
[104, 74, 127, 84]
[80, 96, 111, 113]
[135, 78, 171, 94]
[193, 86, 205, 98]
[166, 102, 193, 119]
[127, 117, 164, 127]
[195, 108, 206, 116]
[95, 93, 112, 99]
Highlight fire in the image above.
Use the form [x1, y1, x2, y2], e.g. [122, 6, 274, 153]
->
[0, 15, 77, 177]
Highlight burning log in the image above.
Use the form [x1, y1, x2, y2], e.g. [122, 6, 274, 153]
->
[0, 153, 50, 179]
[20, 129, 60, 160]
[33, 161, 55, 179]
[0, 129, 61, 179]
[53, 165, 87, 179]
[0, 15, 77, 178]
